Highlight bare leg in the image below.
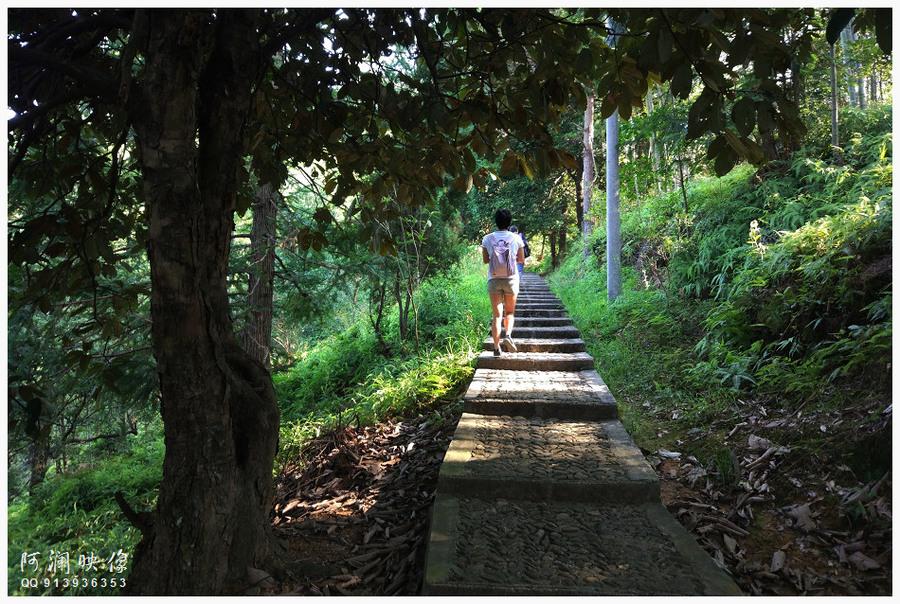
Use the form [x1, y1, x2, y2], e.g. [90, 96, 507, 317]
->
[489, 292, 504, 350]
[503, 291, 517, 339]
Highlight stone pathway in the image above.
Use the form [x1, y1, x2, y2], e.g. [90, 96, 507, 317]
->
[422, 273, 742, 595]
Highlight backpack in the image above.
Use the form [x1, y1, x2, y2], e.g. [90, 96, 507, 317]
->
[522, 236, 531, 259]
[489, 234, 517, 278]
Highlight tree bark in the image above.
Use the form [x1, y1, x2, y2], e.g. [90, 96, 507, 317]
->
[549, 231, 557, 268]
[830, 43, 840, 148]
[573, 165, 584, 228]
[646, 89, 662, 195]
[581, 91, 595, 258]
[606, 108, 621, 301]
[240, 183, 278, 369]
[125, 10, 281, 595]
[848, 28, 866, 108]
[676, 158, 689, 212]
[28, 425, 51, 493]
[558, 223, 567, 260]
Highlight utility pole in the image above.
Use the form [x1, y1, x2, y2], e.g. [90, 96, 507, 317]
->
[606, 18, 622, 300]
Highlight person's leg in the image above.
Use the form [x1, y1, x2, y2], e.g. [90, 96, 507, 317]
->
[489, 290, 504, 352]
[501, 279, 518, 351]
[499, 280, 513, 336]
[503, 291, 517, 338]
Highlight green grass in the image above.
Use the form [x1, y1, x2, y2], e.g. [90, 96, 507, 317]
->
[8, 251, 492, 594]
[273, 250, 490, 464]
[8, 421, 163, 595]
[550, 105, 891, 451]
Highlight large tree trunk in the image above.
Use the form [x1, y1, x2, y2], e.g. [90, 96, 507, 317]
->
[241, 183, 278, 369]
[27, 425, 51, 493]
[125, 10, 281, 595]
[581, 92, 595, 258]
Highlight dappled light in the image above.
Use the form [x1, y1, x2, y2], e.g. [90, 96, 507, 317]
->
[8, 7, 891, 597]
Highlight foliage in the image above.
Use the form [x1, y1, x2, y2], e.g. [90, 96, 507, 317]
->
[274, 252, 489, 464]
[8, 423, 163, 595]
[556, 104, 891, 416]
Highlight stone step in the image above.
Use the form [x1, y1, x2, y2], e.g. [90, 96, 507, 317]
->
[463, 369, 616, 420]
[516, 295, 560, 301]
[509, 326, 580, 339]
[513, 317, 573, 327]
[515, 303, 564, 310]
[423, 497, 742, 595]
[512, 309, 567, 318]
[477, 352, 594, 371]
[482, 337, 585, 353]
[438, 415, 658, 503]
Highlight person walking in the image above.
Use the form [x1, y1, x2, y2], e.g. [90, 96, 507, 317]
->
[509, 225, 528, 275]
[482, 209, 524, 356]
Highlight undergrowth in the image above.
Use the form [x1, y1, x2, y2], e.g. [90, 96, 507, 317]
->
[8, 251, 490, 595]
[551, 104, 891, 451]
[273, 251, 488, 465]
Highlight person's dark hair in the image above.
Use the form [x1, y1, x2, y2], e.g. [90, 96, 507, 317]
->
[509, 225, 519, 233]
[494, 208, 512, 230]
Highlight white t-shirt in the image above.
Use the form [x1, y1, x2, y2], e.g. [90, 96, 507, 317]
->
[481, 230, 522, 280]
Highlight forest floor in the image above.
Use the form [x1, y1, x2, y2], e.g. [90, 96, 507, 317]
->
[636, 386, 892, 596]
[257, 387, 891, 596]
[259, 399, 464, 596]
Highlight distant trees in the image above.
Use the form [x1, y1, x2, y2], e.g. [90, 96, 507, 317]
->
[8, 6, 890, 594]
[582, 93, 596, 259]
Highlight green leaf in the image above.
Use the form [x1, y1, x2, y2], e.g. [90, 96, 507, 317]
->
[826, 9, 855, 46]
[670, 62, 693, 99]
[599, 94, 617, 119]
[657, 27, 673, 64]
[327, 127, 344, 144]
[731, 97, 756, 137]
[756, 102, 776, 133]
[517, 155, 534, 180]
[451, 174, 473, 193]
[558, 150, 578, 171]
[706, 135, 727, 161]
[313, 207, 332, 224]
[499, 152, 518, 177]
[714, 146, 737, 176]
[874, 9, 891, 54]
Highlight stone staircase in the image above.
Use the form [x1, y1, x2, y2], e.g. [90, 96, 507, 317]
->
[422, 273, 742, 595]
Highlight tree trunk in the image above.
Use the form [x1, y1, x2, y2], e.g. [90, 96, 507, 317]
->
[848, 28, 866, 108]
[240, 183, 278, 369]
[558, 223, 567, 259]
[28, 425, 51, 493]
[841, 29, 856, 106]
[582, 91, 595, 258]
[573, 164, 584, 228]
[830, 43, 840, 148]
[676, 159, 689, 212]
[125, 11, 281, 595]
[549, 231, 558, 268]
[646, 89, 662, 195]
[394, 270, 408, 340]
[606, 109, 621, 301]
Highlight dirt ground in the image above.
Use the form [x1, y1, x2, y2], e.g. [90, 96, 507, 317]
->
[256, 393, 890, 596]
